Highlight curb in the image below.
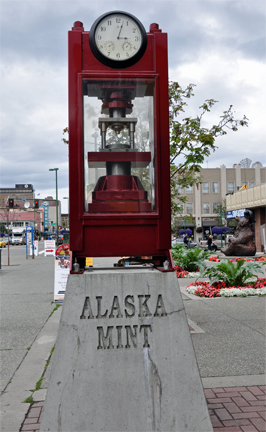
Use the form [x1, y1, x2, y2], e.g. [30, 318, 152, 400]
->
[1, 307, 62, 432]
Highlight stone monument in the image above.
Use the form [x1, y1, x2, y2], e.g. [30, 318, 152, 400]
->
[40, 269, 213, 431]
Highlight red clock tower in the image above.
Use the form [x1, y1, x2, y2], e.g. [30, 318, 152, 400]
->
[68, 12, 173, 272]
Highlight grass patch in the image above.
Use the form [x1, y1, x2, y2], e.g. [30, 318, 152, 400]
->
[24, 395, 34, 404]
[49, 304, 61, 318]
[35, 377, 44, 391]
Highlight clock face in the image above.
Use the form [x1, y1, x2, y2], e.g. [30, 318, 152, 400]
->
[89, 11, 147, 68]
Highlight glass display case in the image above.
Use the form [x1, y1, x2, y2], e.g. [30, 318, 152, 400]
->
[83, 78, 156, 213]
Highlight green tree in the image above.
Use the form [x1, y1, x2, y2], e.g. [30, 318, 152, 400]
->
[169, 81, 248, 215]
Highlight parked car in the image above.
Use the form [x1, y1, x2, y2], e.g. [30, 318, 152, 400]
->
[58, 235, 63, 245]
[171, 237, 198, 248]
[197, 234, 228, 251]
[0, 238, 6, 248]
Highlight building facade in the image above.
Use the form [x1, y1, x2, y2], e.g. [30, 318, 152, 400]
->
[0, 185, 61, 233]
[0, 184, 34, 207]
[0, 208, 43, 232]
[173, 164, 266, 241]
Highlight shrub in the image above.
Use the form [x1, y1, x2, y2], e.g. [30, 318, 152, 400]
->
[202, 258, 264, 287]
[171, 244, 210, 272]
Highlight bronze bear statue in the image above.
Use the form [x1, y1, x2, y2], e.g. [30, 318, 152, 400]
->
[221, 216, 256, 256]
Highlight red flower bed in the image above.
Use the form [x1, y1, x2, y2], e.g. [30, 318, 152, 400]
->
[250, 278, 266, 289]
[174, 265, 189, 278]
[209, 256, 220, 262]
[186, 278, 266, 298]
[229, 256, 266, 263]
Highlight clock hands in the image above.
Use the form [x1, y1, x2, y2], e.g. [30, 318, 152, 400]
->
[116, 21, 131, 40]
[117, 21, 124, 39]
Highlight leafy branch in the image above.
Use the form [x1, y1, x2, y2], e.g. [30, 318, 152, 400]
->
[169, 81, 249, 215]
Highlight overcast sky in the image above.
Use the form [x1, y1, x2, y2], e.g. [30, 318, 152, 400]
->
[1, 0, 265, 212]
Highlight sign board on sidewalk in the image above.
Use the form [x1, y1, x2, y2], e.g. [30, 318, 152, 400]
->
[33, 240, 38, 256]
[44, 240, 55, 256]
[54, 244, 70, 303]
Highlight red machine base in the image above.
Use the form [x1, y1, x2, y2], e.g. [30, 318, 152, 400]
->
[89, 175, 152, 213]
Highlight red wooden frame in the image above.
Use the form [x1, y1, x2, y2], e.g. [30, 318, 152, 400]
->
[68, 20, 173, 271]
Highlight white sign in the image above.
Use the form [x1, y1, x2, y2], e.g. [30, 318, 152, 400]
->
[54, 255, 70, 302]
[33, 240, 38, 256]
[44, 240, 55, 256]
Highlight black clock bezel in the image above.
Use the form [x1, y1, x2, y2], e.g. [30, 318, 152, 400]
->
[89, 11, 147, 69]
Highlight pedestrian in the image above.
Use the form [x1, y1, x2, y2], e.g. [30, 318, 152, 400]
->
[184, 233, 190, 247]
[207, 235, 213, 251]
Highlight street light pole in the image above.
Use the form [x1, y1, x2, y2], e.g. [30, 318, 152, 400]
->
[49, 168, 59, 246]
[63, 197, 69, 228]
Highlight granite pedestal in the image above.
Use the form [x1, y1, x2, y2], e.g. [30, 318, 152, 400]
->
[40, 268, 212, 431]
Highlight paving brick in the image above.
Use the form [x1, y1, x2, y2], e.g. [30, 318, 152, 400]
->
[250, 416, 266, 431]
[241, 426, 260, 432]
[259, 410, 266, 421]
[27, 407, 42, 418]
[215, 391, 241, 398]
[258, 396, 266, 401]
[232, 412, 261, 419]
[241, 405, 266, 413]
[258, 386, 266, 392]
[208, 403, 224, 409]
[204, 388, 216, 399]
[249, 400, 266, 406]
[222, 402, 242, 414]
[33, 402, 44, 408]
[23, 418, 40, 425]
[222, 418, 252, 427]
[213, 427, 242, 432]
[208, 397, 234, 403]
[214, 408, 233, 421]
[224, 387, 250, 392]
[213, 388, 226, 393]
[21, 423, 40, 431]
[210, 414, 223, 427]
[248, 386, 266, 397]
[240, 391, 259, 402]
[232, 396, 250, 407]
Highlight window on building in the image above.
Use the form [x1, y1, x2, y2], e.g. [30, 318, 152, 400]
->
[203, 203, 210, 214]
[228, 182, 234, 193]
[178, 204, 184, 214]
[186, 185, 192, 194]
[202, 182, 209, 193]
[177, 186, 183, 194]
[186, 203, 193, 214]
[212, 182, 219, 193]
[249, 181, 254, 188]
[13, 222, 24, 227]
[213, 203, 219, 213]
